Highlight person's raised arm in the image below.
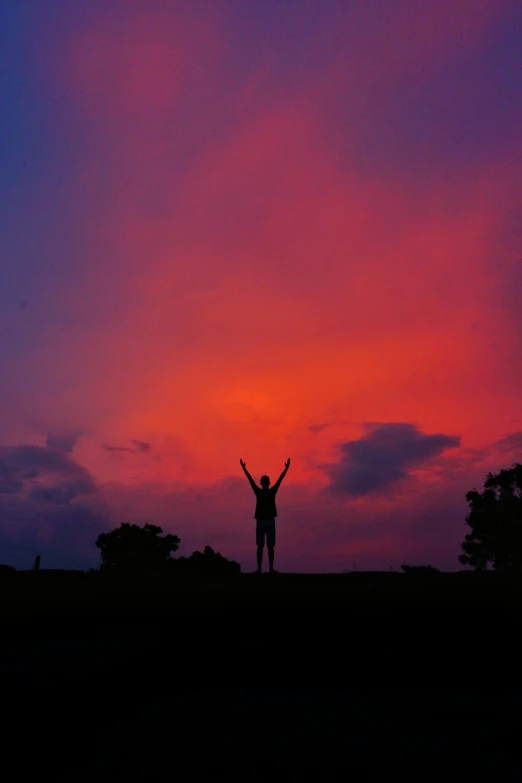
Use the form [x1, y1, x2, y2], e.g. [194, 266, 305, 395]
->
[240, 459, 259, 493]
[272, 458, 290, 492]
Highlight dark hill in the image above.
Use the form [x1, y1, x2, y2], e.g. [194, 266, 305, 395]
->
[1, 571, 520, 779]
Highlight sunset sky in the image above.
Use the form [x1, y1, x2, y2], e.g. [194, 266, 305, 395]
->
[1, 0, 521, 571]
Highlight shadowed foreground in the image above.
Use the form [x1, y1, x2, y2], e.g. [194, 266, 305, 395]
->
[2, 572, 521, 779]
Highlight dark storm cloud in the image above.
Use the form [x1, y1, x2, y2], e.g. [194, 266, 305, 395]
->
[322, 422, 461, 496]
[0, 473, 25, 494]
[0, 443, 109, 568]
[0, 444, 97, 507]
[30, 484, 81, 505]
[103, 440, 151, 454]
[0, 444, 96, 484]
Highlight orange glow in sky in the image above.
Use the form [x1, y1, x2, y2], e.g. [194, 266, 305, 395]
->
[1, 0, 521, 570]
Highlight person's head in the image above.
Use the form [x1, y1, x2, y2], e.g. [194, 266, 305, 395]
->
[260, 475, 270, 489]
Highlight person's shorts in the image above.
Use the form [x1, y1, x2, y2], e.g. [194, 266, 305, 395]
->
[256, 518, 276, 547]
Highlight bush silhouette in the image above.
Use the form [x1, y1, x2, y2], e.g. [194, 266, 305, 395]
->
[174, 546, 240, 577]
[401, 565, 440, 575]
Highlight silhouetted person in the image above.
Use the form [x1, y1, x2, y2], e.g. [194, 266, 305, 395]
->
[240, 458, 290, 574]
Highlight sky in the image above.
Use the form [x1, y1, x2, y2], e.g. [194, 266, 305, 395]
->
[1, 0, 521, 572]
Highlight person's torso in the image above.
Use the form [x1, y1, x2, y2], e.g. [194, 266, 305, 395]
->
[255, 487, 277, 519]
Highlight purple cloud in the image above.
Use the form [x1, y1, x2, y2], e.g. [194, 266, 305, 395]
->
[103, 440, 151, 454]
[131, 440, 151, 453]
[45, 432, 80, 453]
[321, 422, 461, 496]
[0, 443, 109, 568]
[491, 431, 522, 453]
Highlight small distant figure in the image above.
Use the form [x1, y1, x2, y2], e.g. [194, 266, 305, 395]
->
[240, 458, 290, 574]
[33, 553, 41, 571]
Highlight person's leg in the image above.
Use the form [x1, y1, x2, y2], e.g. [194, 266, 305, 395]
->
[255, 520, 264, 573]
[267, 520, 276, 573]
[256, 543, 264, 572]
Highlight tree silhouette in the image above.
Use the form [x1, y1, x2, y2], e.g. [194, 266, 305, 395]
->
[459, 463, 522, 572]
[96, 523, 180, 573]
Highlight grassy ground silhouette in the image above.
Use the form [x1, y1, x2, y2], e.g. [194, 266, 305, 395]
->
[2, 571, 521, 779]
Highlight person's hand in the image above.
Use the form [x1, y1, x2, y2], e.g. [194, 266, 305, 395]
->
[240, 459, 246, 470]
[285, 458, 291, 469]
